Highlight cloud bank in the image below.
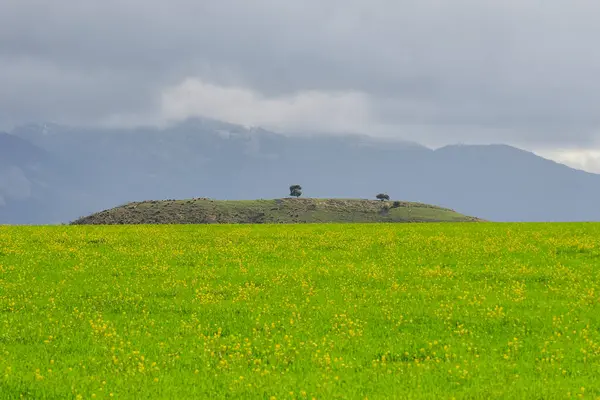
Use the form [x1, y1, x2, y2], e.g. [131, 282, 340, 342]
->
[3, 0, 600, 163]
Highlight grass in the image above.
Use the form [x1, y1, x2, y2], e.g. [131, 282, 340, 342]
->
[70, 198, 481, 225]
[1, 223, 600, 399]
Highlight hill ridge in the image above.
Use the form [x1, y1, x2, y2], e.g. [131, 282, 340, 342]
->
[71, 198, 482, 225]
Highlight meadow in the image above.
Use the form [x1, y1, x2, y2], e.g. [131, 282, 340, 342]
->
[0, 223, 599, 399]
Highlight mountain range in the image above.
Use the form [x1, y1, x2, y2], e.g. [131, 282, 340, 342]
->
[1, 117, 598, 224]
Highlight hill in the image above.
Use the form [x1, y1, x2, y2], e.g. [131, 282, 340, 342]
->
[70, 198, 481, 225]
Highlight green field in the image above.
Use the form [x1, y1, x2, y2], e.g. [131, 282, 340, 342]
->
[1, 223, 599, 399]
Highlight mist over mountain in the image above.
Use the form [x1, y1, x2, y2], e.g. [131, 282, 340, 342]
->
[2, 118, 599, 224]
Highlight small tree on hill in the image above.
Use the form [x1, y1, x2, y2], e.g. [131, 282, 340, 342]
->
[290, 185, 302, 198]
[376, 193, 390, 201]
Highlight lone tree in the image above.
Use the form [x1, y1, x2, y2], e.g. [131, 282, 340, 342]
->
[290, 185, 302, 198]
[376, 193, 390, 201]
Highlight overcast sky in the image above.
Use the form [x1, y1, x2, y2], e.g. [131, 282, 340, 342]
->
[2, 0, 600, 170]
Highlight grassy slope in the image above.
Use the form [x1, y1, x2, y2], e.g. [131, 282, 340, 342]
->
[1, 223, 600, 398]
[71, 198, 481, 225]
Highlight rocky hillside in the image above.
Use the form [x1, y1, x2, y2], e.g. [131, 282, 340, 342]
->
[71, 198, 482, 225]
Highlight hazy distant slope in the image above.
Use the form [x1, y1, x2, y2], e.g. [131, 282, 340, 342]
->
[423, 144, 600, 222]
[71, 198, 480, 225]
[0, 132, 75, 224]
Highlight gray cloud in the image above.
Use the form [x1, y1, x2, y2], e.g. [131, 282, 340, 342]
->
[2, 0, 600, 150]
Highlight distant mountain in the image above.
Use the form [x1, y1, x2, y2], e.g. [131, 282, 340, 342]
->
[0, 132, 70, 224]
[0, 131, 48, 167]
[4, 117, 600, 224]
